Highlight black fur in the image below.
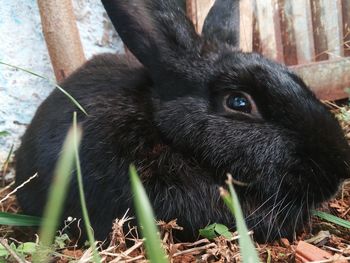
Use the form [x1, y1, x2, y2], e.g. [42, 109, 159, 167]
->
[15, 0, 350, 242]
[202, 0, 240, 46]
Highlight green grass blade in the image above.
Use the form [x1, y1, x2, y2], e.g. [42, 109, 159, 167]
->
[312, 210, 350, 229]
[3, 144, 14, 164]
[0, 131, 10, 137]
[73, 112, 101, 263]
[33, 122, 82, 262]
[129, 165, 168, 263]
[221, 176, 260, 263]
[0, 61, 88, 116]
[0, 212, 41, 226]
[1, 144, 14, 183]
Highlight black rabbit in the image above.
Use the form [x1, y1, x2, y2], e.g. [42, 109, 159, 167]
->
[15, 0, 350, 243]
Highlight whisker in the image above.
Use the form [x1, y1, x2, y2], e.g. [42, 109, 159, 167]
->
[276, 199, 297, 239]
[247, 197, 286, 229]
[293, 199, 304, 241]
[265, 193, 291, 242]
[244, 192, 278, 221]
[264, 173, 288, 242]
[305, 184, 313, 233]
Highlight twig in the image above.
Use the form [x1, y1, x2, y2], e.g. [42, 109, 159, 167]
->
[101, 243, 142, 257]
[322, 245, 343, 253]
[0, 238, 29, 263]
[227, 173, 248, 187]
[99, 251, 124, 257]
[228, 231, 254, 241]
[179, 238, 210, 247]
[0, 181, 14, 195]
[102, 241, 144, 262]
[0, 173, 38, 204]
[162, 231, 169, 243]
[1, 144, 14, 187]
[172, 243, 216, 257]
[322, 101, 342, 109]
[122, 241, 144, 256]
[77, 247, 94, 263]
[341, 205, 350, 218]
[124, 255, 144, 262]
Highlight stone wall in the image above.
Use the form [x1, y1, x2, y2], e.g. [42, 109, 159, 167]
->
[0, 0, 123, 159]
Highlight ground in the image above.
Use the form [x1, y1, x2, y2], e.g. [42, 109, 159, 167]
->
[0, 104, 349, 262]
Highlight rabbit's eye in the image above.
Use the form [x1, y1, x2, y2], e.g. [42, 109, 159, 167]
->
[226, 93, 252, 113]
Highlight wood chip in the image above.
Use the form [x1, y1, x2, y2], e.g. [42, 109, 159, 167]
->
[296, 241, 332, 262]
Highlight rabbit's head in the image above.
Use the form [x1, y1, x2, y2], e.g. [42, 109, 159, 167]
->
[102, 0, 350, 240]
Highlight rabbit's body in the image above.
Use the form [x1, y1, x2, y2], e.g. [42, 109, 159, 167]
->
[16, 0, 350, 242]
[16, 54, 232, 241]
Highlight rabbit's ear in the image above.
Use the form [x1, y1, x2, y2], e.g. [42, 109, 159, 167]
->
[101, 0, 200, 72]
[202, 0, 240, 47]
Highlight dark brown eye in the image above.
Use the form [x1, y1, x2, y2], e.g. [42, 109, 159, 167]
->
[226, 93, 252, 113]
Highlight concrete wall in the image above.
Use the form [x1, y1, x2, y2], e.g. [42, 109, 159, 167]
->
[0, 0, 123, 159]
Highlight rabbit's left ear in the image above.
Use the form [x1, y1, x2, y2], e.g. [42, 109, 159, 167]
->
[202, 0, 240, 47]
[102, 0, 201, 100]
[101, 0, 200, 69]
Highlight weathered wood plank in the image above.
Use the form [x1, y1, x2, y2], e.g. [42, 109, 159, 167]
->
[277, 0, 298, 65]
[291, 58, 350, 100]
[320, 0, 344, 59]
[342, 0, 350, 57]
[255, 0, 284, 62]
[186, 0, 215, 33]
[252, 0, 262, 54]
[196, 0, 215, 33]
[186, 0, 198, 31]
[310, 0, 328, 61]
[291, 0, 315, 63]
[185, 0, 349, 101]
[240, 0, 253, 52]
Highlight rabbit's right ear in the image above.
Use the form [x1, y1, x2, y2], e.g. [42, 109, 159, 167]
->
[101, 0, 200, 74]
[202, 0, 240, 47]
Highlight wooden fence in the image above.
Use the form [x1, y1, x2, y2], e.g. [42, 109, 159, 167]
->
[38, 0, 350, 100]
[186, 0, 350, 100]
